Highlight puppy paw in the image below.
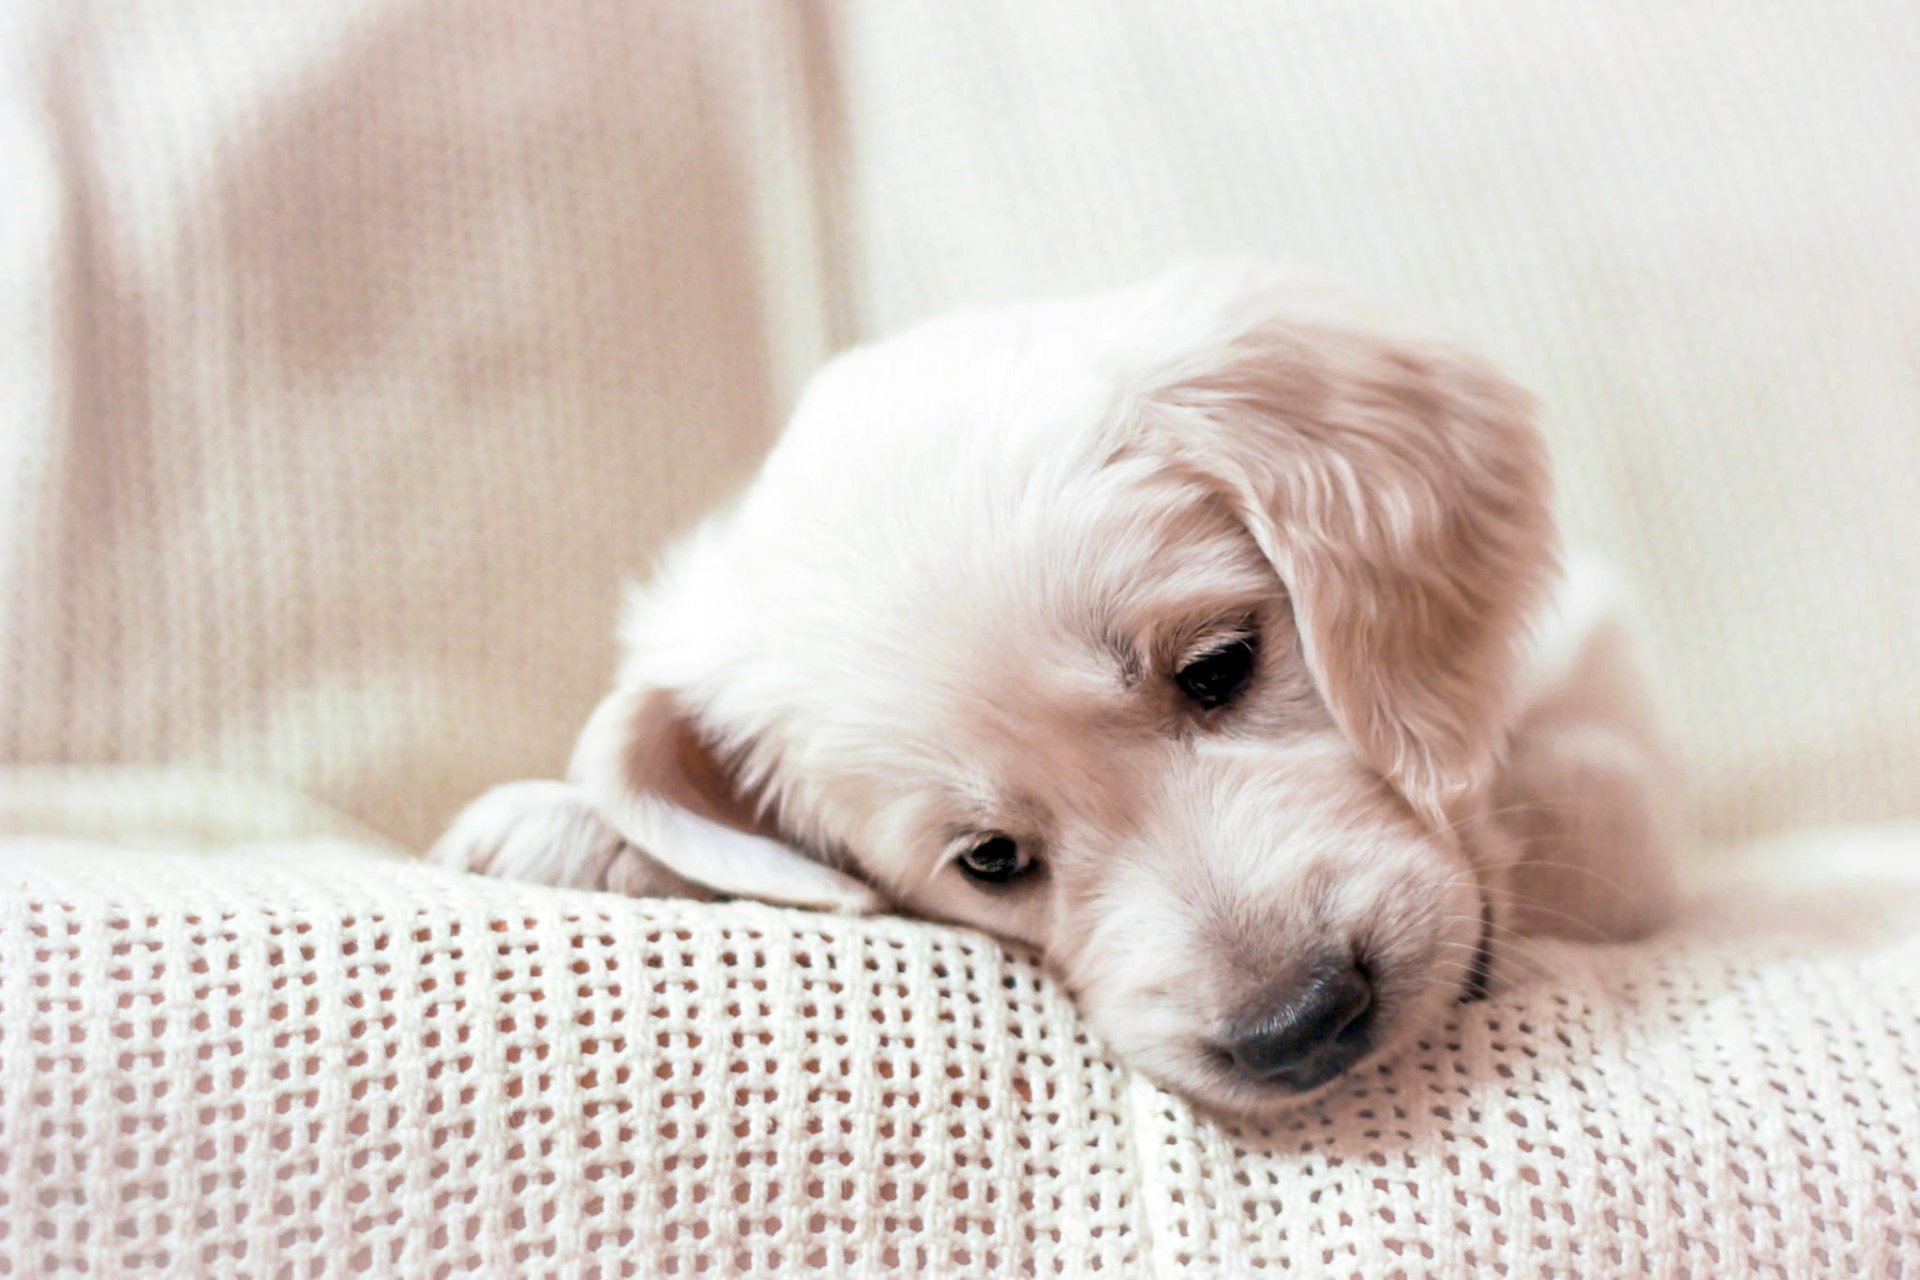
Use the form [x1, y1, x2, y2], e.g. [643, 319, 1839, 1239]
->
[428, 779, 620, 886]
[429, 779, 713, 900]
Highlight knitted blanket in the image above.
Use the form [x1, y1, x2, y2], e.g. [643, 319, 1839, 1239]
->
[6, 821, 1917, 1275]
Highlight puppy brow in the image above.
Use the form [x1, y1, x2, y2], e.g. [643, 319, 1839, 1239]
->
[922, 775, 1030, 844]
[1173, 615, 1258, 668]
[1093, 604, 1242, 690]
[1095, 628, 1147, 686]
[1138, 600, 1264, 670]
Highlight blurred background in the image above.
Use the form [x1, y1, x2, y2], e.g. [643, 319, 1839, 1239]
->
[2, 0, 1915, 856]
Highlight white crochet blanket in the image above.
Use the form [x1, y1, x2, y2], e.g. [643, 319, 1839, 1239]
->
[6, 825, 1917, 1276]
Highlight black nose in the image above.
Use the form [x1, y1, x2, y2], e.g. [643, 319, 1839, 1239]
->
[1223, 958, 1375, 1092]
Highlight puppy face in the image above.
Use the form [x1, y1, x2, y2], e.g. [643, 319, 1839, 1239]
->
[575, 266, 1554, 1114]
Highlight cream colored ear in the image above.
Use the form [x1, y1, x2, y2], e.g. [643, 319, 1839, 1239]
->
[1145, 287, 1556, 823]
[567, 684, 879, 913]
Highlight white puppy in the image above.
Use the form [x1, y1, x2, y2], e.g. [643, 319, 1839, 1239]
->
[433, 264, 1677, 1115]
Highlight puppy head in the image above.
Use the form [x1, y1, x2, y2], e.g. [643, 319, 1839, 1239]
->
[574, 265, 1554, 1113]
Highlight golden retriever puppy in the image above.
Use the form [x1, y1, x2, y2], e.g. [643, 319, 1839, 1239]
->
[433, 264, 1677, 1115]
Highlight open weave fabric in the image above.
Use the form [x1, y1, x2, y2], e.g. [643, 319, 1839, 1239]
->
[6, 829, 1918, 1277]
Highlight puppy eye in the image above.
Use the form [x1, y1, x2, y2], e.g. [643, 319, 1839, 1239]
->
[1175, 633, 1258, 709]
[956, 834, 1034, 886]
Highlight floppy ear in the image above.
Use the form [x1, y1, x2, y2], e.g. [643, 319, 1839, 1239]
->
[1147, 305, 1556, 823]
[568, 682, 880, 913]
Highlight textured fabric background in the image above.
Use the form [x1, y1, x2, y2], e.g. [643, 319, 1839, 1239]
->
[836, 0, 1920, 843]
[0, 0, 838, 850]
[5, 830, 1918, 1275]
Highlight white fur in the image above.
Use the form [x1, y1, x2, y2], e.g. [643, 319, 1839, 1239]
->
[432, 264, 1678, 1115]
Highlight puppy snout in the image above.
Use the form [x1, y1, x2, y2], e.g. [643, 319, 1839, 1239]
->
[1222, 955, 1374, 1092]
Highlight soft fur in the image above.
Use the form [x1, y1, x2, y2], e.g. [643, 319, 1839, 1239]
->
[432, 264, 1678, 1116]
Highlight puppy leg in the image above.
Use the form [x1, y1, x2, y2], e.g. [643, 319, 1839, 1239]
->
[1495, 720, 1678, 941]
[1493, 562, 1681, 941]
[427, 779, 715, 900]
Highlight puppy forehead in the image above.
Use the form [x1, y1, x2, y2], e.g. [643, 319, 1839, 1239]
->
[677, 286, 1285, 842]
[735, 287, 1279, 628]
[793, 465, 1255, 714]
[763, 304, 1126, 500]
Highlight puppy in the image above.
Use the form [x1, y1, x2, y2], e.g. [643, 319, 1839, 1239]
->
[433, 264, 1678, 1115]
